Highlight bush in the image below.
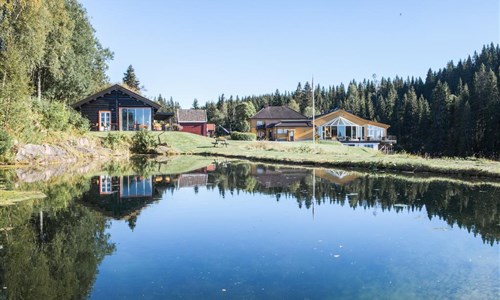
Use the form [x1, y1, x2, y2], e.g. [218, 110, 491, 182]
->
[172, 124, 183, 131]
[103, 132, 129, 150]
[68, 109, 90, 133]
[230, 132, 256, 141]
[32, 100, 89, 133]
[0, 130, 13, 155]
[35, 100, 71, 131]
[131, 130, 157, 153]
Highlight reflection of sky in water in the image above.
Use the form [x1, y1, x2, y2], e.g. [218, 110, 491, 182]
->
[90, 185, 499, 299]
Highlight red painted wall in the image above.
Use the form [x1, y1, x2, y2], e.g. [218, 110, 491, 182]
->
[180, 123, 206, 136]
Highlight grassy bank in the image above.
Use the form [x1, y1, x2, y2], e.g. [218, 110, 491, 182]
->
[89, 131, 500, 178]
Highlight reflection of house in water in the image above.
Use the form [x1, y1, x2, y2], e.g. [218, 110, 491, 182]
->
[177, 173, 208, 188]
[80, 175, 162, 225]
[175, 164, 217, 189]
[251, 165, 310, 188]
[250, 165, 359, 188]
[314, 169, 360, 185]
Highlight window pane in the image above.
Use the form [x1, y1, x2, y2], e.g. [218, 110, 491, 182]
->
[145, 109, 151, 130]
[128, 109, 135, 130]
[121, 109, 128, 131]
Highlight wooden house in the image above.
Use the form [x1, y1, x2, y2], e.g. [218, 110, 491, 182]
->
[249, 106, 396, 151]
[177, 109, 208, 136]
[249, 106, 311, 141]
[71, 84, 161, 131]
[314, 109, 396, 150]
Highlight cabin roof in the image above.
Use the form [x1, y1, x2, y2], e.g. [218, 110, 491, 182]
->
[154, 112, 175, 121]
[313, 108, 390, 129]
[71, 84, 161, 109]
[251, 106, 307, 119]
[177, 109, 207, 123]
[271, 120, 312, 128]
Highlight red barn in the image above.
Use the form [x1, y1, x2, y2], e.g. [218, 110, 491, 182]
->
[177, 109, 207, 136]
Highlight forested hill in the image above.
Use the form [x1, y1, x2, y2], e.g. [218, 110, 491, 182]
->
[199, 44, 499, 158]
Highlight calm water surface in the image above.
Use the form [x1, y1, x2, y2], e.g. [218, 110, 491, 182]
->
[0, 159, 498, 299]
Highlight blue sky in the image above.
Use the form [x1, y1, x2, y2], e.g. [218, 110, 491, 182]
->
[80, 0, 499, 107]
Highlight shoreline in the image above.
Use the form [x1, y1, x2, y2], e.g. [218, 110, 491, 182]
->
[192, 151, 500, 179]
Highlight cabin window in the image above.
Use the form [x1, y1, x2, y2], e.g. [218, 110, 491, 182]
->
[121, 176, 153, 197]
[367, 125, 384, 139]
[99, 176, 112, 194]
[120, 108, 152, 131]
[256, 121, 264, 126]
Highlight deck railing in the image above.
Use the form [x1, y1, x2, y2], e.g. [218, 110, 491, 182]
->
[336, 135, 397, 143]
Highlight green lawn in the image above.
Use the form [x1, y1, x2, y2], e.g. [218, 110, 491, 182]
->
[88, 131, 500, 178]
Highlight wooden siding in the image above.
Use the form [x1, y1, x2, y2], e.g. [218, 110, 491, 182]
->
[180, 123, 207, 136]
[75, 90, 157, 130]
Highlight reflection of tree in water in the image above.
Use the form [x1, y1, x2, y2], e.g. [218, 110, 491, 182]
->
[0, 177, 115, 300]
[0, 202, 115, 300]
[209, 163, 499, 245]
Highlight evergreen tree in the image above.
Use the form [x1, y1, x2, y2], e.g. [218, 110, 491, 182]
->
[192, 98, 199, 109]
[122, 65, 140, 91]
[293, 82, 304, 112]
[429, 81, 451, 154]
[472, 65, 499, 155]
[301, 81, 313, 113]
[456, 83, 473, 156]
[345, 83, 360, 114]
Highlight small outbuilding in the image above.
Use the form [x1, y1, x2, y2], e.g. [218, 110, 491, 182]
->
[176, 109, 208, 136]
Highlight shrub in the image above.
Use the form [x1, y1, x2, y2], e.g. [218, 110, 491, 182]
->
[131, 130, 157, 153]
[172, 124, 183, 131]
[0, 130, 13, 155]
[35, 100, 71, 131]
[103, 132, 129, 150]
[68, 109, 90, 133]
[230, 132, 256, 141]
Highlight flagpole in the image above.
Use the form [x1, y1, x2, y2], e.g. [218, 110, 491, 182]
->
[312, 76, 315, 144]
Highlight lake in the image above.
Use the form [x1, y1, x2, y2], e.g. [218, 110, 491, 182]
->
[0, 157, 498, 299]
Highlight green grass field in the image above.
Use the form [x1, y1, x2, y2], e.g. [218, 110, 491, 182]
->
[88, 131, 500, 178]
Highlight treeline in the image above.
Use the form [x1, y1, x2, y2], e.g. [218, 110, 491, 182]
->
[189, 44, 499, 157]
[0, 0, 112, 140]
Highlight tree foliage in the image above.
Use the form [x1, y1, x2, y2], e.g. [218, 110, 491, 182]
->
[0, 0, 112, 142]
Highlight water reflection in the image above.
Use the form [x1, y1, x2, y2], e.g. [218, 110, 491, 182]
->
[74, 161, 499, 245]
[0, 190, 115, 299]
[0, 159, 498, 299]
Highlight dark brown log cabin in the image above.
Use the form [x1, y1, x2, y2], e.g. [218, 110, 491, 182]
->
[71, 84, 161, 131]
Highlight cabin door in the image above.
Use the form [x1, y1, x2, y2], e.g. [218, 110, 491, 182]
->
[99, 111, 111, 131]
[288, 130, 295, 142]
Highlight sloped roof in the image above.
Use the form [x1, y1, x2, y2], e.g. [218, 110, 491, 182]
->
[71, 84, 161, 109]
[154, 112, 175, 121]
[273, 120, 312, 128]
[177, 109, 207, 123]
[251, 106, 307, 119]
[314, 109, 390, 129]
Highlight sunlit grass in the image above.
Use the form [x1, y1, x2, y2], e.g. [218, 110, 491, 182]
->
[87, 131, 500, 177]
